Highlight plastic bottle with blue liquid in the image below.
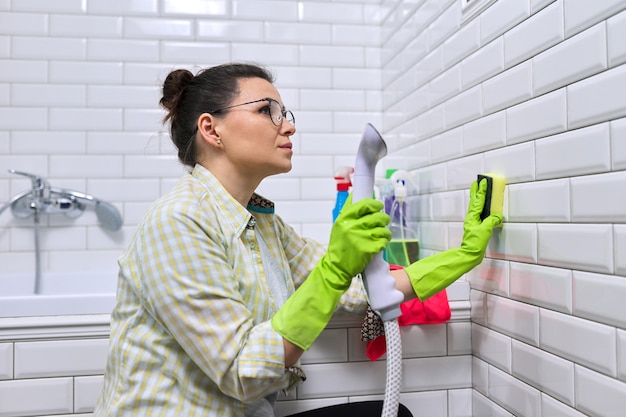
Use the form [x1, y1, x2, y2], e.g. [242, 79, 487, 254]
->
[332, 166, 353, 223]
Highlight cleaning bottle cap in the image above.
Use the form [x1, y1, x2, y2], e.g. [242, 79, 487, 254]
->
[334, 166, 354, 191]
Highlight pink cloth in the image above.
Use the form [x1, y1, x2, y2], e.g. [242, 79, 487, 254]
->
[364, 264, 451, 361]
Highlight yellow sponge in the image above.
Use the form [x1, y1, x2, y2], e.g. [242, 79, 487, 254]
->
[477, 173, 505, 224]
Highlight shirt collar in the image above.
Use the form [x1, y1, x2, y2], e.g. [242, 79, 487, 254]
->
[190, 164, 275, 231]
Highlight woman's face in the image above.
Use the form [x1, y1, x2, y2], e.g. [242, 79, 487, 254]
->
[214, 77, 296, 180]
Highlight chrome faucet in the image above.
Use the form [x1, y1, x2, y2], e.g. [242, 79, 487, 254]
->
[1, 169, 123, 293]
[1, 169, 122, 230]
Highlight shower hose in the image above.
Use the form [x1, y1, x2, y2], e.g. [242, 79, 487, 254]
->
[382, 319, 402, 417]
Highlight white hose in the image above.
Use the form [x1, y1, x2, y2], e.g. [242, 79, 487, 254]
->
[382, 319, 402, 417]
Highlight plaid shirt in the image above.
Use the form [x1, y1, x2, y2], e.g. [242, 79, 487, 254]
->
[95, 164, 367, 417]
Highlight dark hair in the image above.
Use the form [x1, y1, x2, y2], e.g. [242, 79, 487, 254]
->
[159, 62, 275, 167]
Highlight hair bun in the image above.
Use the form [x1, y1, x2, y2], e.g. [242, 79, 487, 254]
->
[160, 69, 194, 114]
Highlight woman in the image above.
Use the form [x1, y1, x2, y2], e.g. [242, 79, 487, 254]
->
[95, 62, 501, 416]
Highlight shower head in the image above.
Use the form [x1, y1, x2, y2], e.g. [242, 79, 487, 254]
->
[95, 200, 123, 231]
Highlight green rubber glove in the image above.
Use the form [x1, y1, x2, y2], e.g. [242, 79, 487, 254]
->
[406, 179, 503, 301]
[272, 196, 391, 350]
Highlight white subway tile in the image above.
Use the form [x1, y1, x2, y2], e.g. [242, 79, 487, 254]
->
[571, 171, 626, 222]
[0, 343, 11, 380]
[13, 222, 88, 251]
[487, 295, 539, 346]
[12, 84, 86, 107]
[428, 2, 461, 50]
[0, 108, 47, 130]
[300, 89, 366, 111]
[488, 363, 541, 417]
[443, 18, 480, 68]
[87, 38, 159, 61]
[506, 88, 567, 144]
[232, 0, 298, 21]
[564, 0, 626, 37]
[448, 322, 472, 355]
[415, 105, 444, 139]
[49, 108, 122, 131]
[415, 48, 444, 89]
[303, 329, 348, 364]
[536, 123, 611, 180]
[619, 330, 626, 381]
[87, 131, 159, 155]
[87, 0, 158, 15]
[429, 64, 462, 107]
[471, 323, 512, 372]
[400, 324, 448, 359]
[534, 23, 608, 96]
[484, 141, 535, 184]
[568, 56, 626, 129]
[610, 117, 626, 170]
[445, 85, 482, 128]
[196, 20, 263, 42]
[616, 225, 626, 276]
[461, 37, 504, 89]
[431, 126, 463, 164]
[11, 0, 86, 13]
[446, 154, 484, 190]
[403, 356, 472, 391]
[575, 365, 626, 417]
[512, 340, 575, 405]
[510, 262, 572, 313]
[14, 339, 108, 378]
[300, 45, 365, 68]
[87, 85, 158, 108]
[473, 389, 514, 417]
[538, 224, 614, 274]
[0, 60, 47, 82]
[608, 10, 626, 67]
[482, 61, 533, 114]
[13, 36, 86, 60]
[259, 177, 301, 201]
[531, 0, 556, 14]
[508, 179, 570, 222]
[162, 0, 228, 16]
[395, 390, 449, 417]
[541, 394, 588, 417]
[504, 1, 563, 68]
[0, 12, 47, 35]
[298, 361, 383, 398]
[302, 1, 365, 23]
[480, 0, 530, 45]
[489, 222, 538, 263]
[50, 15, 122, 38]
[12, 131, 86, 154]
[0, 36, 8, 58]
[0, 378, 73, 417]
[123, 155, 183, 178]
[332, 68, 380, 90]
[573, 270, 626, 328]
[49, 155, 123, 179]
[463, 111, 506, 155]
[123, 108, 163, 131]
[50, 61, 123, 84]
[541, 309, 617, 376]
[472, 357, 489, 395]
[161, 40, 230, 64]
[124, 17, 192, 39]
[74, 375, 103, 413]
[471, 290, 488, 326]
[466, 258, 510, 296]
[430, 190, 465, 222]
[333, 24, 380, 46]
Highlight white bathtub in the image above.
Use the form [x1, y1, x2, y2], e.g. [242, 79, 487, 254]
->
[0, 270, 118, 318]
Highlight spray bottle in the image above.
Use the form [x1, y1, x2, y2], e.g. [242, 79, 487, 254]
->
[332, 166, 353, 223]
[385, 170, 419, 267]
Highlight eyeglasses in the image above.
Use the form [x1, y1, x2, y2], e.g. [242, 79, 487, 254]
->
[209, 97, 295, 127]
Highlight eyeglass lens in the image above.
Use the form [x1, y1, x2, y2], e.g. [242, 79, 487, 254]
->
[270, 100, 295, 126]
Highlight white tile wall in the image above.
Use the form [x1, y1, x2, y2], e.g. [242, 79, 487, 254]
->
[2, 0, 626, 416]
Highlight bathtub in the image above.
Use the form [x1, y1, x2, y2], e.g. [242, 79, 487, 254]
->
[0, 270, 118, 318]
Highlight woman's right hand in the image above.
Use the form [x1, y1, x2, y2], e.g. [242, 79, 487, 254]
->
[323, 195, 391, 286]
